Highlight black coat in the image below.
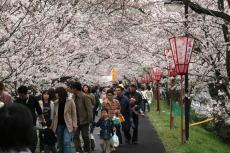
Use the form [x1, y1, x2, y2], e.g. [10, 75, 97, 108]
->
[14, 95, 42, 126]
[40, 128, 57, 146]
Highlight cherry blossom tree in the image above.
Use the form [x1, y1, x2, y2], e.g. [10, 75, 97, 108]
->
[0, 1, 229, 132]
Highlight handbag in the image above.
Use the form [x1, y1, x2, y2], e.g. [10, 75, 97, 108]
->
[111, 133, 119, 147]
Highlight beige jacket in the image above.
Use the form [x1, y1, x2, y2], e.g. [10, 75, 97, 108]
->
[52, 98, 77, 133]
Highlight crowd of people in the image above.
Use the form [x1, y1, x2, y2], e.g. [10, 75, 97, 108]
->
[0, 81, 154, 153]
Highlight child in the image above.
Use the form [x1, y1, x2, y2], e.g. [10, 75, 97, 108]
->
[40, 119, 57, 153]
[93, 108, 115, 153]
[129, 97, 145, 116]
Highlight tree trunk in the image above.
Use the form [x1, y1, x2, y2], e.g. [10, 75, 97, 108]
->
[222, 23, 230, 81]
[219, 0, 230, 96]
[227, 49, 230, 80]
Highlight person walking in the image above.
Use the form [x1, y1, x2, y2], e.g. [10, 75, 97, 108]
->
[145, 86, 154, 111]
[0, 82, 12, 104]
[52, 87, 77, 153]
[69, 82, 93, 153]
[102, 89, 121, 145]
[125, 84, 143, 144]
[141, 86, 150, 113]
[114, 86, 132, 144]
[93, 108, 115, 153]
[37, 90, 55, 153]
[82, 84, 97, 149]
[14, 86, 46, 153]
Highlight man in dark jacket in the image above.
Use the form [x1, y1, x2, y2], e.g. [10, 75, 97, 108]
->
[69, 82, 93, 153]
[14, 86, 45, 153]
[125, 84, 143, 144]
[114, 86, 132, 144]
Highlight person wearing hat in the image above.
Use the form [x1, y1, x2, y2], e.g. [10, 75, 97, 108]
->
[118, 81, 124, 89]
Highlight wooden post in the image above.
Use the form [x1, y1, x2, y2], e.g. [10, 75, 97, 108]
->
[170, 87, 174, 129]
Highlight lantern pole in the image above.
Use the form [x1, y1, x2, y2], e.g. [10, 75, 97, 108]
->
[150, 71, 155, 112]
[169, 78, 174, 129]
[180, 75, 186, 143]
[184, 0, 191, 141]
[157, 80, 160, 114]
[152, 81, 155, 111]
[169, 36, 195, 143]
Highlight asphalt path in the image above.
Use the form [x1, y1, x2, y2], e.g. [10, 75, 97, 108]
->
[92, 116, 166, 153]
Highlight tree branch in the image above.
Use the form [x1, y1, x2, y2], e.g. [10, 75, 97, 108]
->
[185, 0, 230, 22]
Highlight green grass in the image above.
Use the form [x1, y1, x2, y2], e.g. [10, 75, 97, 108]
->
[148, 101, 230, 153]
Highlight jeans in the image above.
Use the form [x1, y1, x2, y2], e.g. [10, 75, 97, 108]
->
[56, 125, 73, 153]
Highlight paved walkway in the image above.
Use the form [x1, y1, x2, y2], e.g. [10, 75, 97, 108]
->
[92, 116, 166, 153]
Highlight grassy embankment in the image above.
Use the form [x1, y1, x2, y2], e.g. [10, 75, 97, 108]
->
[148, 101, 230, 153]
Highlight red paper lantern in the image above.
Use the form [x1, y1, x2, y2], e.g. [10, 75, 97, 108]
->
[169, 36, 195, 75]
[168, 64, 177, 77]
[164, 49, 177, 77]
[153, 68, 162, 82]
